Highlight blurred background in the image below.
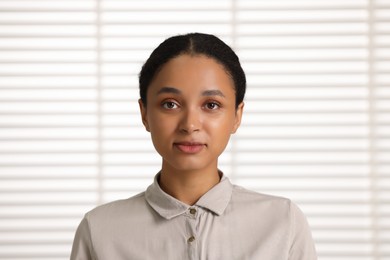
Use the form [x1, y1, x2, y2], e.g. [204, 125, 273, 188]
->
[0, 0, 389, 259]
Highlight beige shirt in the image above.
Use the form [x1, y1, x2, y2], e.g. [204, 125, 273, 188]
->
[71, 174, 317, 260]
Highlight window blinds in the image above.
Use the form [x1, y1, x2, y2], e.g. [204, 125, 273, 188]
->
[233, 1, 389, 259]
[0, 0, 388, 259]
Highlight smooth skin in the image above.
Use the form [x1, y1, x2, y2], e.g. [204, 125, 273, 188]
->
[139, 54, 244, 205]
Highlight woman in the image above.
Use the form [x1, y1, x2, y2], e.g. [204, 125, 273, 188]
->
[71, 33, 317, 260]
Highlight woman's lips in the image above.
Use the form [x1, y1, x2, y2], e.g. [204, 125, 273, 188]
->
[174, 142, 205, 154]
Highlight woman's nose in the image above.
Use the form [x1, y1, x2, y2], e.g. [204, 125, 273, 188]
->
[179, 109, 201, 134]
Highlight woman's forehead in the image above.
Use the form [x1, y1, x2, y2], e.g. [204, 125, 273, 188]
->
[148, 54, 235, 94]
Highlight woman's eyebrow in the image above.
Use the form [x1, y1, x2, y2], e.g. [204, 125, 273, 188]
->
[156, 87, 181, 95]
[202, 90, 225, 98]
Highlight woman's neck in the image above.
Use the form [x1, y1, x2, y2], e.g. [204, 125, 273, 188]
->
[158, 164, 221, 205]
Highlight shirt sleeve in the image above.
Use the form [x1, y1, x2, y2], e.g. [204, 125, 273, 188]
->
[288, 202, 318, 260]
[70, 216, 95, 260]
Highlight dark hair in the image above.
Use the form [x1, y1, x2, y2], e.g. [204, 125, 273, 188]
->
[139, 32, 246, 108]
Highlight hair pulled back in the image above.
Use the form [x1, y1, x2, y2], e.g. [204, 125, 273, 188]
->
[139, 33, 246, 108]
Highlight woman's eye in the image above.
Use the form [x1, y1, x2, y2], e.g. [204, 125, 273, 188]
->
[162, 101, 178, 109]
[205, 102, 220, 110]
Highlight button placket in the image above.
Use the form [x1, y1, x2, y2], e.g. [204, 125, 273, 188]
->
[186, 207, 199, 259]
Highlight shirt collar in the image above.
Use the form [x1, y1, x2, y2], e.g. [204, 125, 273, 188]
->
[145, 172, 233, 220]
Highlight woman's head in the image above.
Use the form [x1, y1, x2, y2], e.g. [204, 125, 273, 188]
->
[139, 33, 246, 109]
[138, 53, 244, 174]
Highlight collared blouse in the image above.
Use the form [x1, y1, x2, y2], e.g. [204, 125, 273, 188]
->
[71, 173, 317, 260]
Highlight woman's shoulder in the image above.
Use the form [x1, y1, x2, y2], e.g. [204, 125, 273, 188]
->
[84, 191, 149, 220]
[229, 184, 309, 228]
[232, 184, 290, 202]
[230, 184, 295, 212]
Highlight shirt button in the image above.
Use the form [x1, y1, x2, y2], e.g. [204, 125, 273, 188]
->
[189, 208, 196, 215]
[188, 236, 195, 243]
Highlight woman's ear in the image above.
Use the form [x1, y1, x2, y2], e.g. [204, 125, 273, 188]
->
[138, 99, 150, 132]
[232, 102, 244, 134]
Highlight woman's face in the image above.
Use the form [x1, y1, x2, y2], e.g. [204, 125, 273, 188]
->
[139, 54, 244, 173]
